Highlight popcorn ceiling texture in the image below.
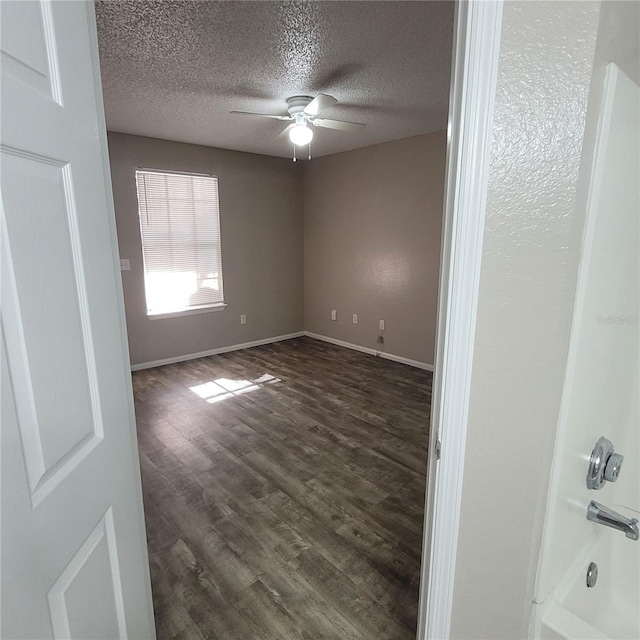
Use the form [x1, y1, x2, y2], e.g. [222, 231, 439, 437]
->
[94, 0, 453, 158]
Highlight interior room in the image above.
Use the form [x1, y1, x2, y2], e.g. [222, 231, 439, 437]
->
[95, 2, 453, 638]
[2, 1, 638, 639]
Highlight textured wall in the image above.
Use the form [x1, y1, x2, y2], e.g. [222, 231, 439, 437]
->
[303, 132, 446, 365]
[108, 133, 304, 366]
[450, 2, 601, 638]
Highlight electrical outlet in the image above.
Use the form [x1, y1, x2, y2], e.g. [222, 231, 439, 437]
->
[119, 258, 130, 271]
[352, 314, 358, 324]
[379, 319, 385, 331]
[240, 314, 246, 325]
[377, 335, 384, 345]
[331, 309, 337, 321]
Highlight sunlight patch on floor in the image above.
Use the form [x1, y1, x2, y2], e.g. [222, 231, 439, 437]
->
[189, 374, 280, 403]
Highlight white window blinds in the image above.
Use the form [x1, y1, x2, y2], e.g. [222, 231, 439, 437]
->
[135, 170, 224, 316]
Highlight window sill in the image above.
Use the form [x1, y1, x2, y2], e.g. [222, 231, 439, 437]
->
[147, 303, 227, 320]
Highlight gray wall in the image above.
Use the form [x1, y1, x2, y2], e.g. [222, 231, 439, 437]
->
[448, 1, 637, 638]
[303, 132, 446, 366]
[108, 133, 304, 366]
[110, 131, 445, 367]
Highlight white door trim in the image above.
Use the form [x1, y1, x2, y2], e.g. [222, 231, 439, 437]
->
[416, 2, 504, 638]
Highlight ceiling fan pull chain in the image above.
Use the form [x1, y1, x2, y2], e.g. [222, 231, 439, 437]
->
[308, 141, 312, 160]
[293, 144, 296, 162]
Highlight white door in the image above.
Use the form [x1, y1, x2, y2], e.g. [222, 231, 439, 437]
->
[1, 1, 155, 638]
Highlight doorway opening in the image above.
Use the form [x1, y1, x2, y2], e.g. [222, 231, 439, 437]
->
[95, 1, 454, 637]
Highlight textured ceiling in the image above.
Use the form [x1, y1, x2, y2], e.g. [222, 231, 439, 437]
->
[95, 1, 454, 159]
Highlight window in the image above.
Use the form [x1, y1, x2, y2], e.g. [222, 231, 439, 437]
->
[135, 169, 224, 317]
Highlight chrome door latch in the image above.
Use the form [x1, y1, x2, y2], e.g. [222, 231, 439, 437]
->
[586, 436, 624, 490]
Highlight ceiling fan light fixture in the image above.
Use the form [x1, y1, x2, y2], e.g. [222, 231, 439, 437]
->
[289, 122, 313, 146]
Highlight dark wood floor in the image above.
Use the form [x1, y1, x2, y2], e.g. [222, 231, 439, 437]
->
[132, 336, 431, 640]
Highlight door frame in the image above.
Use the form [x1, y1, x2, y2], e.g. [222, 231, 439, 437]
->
[416, 2, 504, 638]
[72, 0, 506, 636]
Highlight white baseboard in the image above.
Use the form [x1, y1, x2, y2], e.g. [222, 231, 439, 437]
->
[304, 331, 434, 371]
[130, 331, 305, 371]
[130, 330, 434, 372]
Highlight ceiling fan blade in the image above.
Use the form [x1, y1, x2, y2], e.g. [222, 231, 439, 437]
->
[303, 93, 338, 117]
[311, 117, 365, 132]
[276, 123, 295, 141]
[229, 111, 291, 121]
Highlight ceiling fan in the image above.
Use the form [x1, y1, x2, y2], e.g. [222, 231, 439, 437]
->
[230, 94, 365, 159]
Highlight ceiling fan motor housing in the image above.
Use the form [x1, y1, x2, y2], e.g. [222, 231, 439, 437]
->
[286, 96, 314, 117]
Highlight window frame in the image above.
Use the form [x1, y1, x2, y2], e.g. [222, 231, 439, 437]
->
[134, 167, 226, 319]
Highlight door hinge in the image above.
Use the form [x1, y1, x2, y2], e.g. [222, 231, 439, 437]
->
[435, 438, 441, 460]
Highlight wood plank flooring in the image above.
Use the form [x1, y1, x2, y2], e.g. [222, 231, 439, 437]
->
[132, 336, 431, 640]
